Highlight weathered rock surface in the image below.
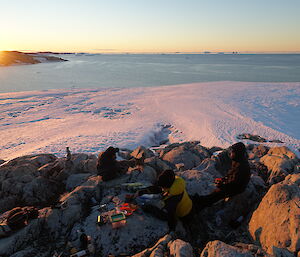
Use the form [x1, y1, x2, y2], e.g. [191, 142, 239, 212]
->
[0, 211, 47, 256]
[131, 145, 155, 159]
[248, 144, 269, 160]
[66, 173, 92, 191]
[160, 142, 211, 170]
[38, 154, 97, 182]
[200, 240, 260, 257]
[0, 154, 60, 213]
[249, 173, 300, 256]
[0, 142, 298, 257]
[168, 239, 194, 257]
[144, 156, 172, 174]
[178, 169, 216, 196]
[260, 146, 299, 185]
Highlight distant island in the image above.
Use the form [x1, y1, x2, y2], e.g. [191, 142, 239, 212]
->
[0, 51, 68, 66]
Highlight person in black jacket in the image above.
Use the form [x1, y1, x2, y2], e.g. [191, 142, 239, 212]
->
[194, 142, 251, 208]
[97, 146, 143, 181]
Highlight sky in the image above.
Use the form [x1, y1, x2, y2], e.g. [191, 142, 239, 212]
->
[1, 0, 300, 53]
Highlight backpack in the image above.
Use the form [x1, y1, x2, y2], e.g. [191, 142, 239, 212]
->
[6, 206, 39, 230]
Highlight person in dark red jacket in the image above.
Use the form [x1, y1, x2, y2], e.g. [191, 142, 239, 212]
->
[194, 142, 251, 208]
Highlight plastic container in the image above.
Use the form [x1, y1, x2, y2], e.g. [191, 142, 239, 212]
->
[111, 219, 126, 229]
[110, 212, 126, 229]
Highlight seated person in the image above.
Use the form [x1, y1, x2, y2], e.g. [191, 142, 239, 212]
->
[135, 169, 193, 231]
[97, 146, 143, 181]
[194, 142, 251, 208]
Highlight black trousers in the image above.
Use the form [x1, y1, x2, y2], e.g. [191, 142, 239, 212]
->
[192, 185, 246, 210]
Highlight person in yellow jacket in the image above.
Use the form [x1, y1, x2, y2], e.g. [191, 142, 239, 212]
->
[135, 169, 193, 231]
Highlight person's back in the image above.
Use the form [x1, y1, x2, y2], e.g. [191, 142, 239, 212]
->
[97, 146, 142, 181]
[97, 147, 120, 181]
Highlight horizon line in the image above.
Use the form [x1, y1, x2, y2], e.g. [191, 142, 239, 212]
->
[2, 50, 300, 55]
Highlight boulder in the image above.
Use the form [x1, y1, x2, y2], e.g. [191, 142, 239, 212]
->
[66, 173, 92, 191]
[39, 154, 97, 181]
[1, 154, 56, 169]
[22, 176, 64, 206]
[144, 157, 172, 174]
[0, 215, 45, 256]
[193, 144, 212, 160]
[0, 155, 65, 213]
[38, 158, 65, 179]
[168, 239, 194, 257]
[248, 145, 269, 160]
[160, 141, 211, 169]
[195, 158, 222, 178]
[139, 165, 157, 184]
[0, 196, 19, 214]
[177, 169, 216, 196]
[250, 161, 269, 183]
[260, 146, 299, 185]
[44, 185, 95, 238]
[249, 173, 300, 256]
[67, 153, 97, 174]
[200, 240, 256, 257]
[161, 145, 202, 170]
[132, 234, 172, 257]
[131, 146, 155, 159]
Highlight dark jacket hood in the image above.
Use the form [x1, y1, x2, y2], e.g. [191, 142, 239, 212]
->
[230, 142, 248, 162]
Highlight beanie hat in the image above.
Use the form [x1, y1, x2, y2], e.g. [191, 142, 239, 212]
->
[157, 169, 175, 188]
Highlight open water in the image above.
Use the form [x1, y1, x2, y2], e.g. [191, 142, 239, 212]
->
[1, 53, 300, 93]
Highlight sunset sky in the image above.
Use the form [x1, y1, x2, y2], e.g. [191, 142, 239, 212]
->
[1, 0, 300, 53]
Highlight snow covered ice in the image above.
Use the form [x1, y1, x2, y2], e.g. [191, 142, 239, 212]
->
[0, 81, 299, 160]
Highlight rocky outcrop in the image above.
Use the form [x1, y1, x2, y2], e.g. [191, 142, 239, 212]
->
[260, 146, 299, 185]
[200, 240, 266, 257]
[0, 154, 59, 213]
[237, 133, 283, 143]
[178, 168, 216, 196]
[131, 146, 155, 159]
[247, 144, 269, 160]
[38, 153, 97, 182]
[0, 210, 47, 256]
[160, 142, 211, 170]
[132, 235, 194, 257]
[168, 239, 194, 257]
[0, 51, 67, 66]
[144, 156, 172, 174]
[249, 173, 300, 256]
[0, 142, 298, 256]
